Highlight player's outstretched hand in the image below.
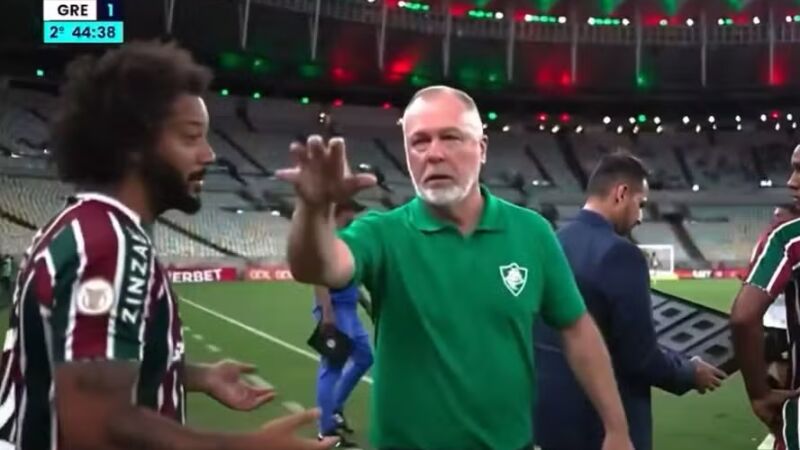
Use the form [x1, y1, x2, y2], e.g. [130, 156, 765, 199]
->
[691, 356, 727, 394]
[275, 135, 376, 209]
[204, 360, 275, 411]
[601, 429, 634, 450]
[751, 388, 800, 435]
[244, 408, 339, 450]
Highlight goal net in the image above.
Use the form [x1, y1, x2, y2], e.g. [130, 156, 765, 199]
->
[638, 244, 676, 280]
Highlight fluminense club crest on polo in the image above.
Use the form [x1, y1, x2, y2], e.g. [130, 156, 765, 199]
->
[499, 263, 528, 297]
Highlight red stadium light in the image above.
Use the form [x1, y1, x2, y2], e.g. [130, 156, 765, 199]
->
[643, 15, 666, 26]
[559, 73, 572, 86]
[333, 99, 344, 107]
[389, 59, 413, 75]
[449, 3, 470, 17]
[732, 14, 750, 25]
[538, 113, 548, 122]
[772, 111, 781, 119]
[514, 10, 530, 22]
[332, 67, 349, 82]
[382, 102, 392, 109]
[560, 113, 571, 123]
[770, 54, 788, 87]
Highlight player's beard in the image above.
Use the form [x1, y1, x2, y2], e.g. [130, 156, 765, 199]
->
[141, 156, 203, 215]
[413, 163, 481, 206]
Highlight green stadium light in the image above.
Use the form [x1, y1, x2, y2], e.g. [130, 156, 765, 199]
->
[220, 88, 229, 96]
[299, 63, 323, 79]
[467, 9, 503, 20]
[636, 73, 650, 89]
[251, 58, 269, 74]
[35, 69, 44, 77]
[218, 52, 246, 71]
[252, 92, 262, 100]
[398, 1, 429, 12]
[587, 17, 627, 27]
[525, 14, 564, 24]
[409, 74, 427, 87]
[637, 114, 647, 123]
[487, 111, 498, 121]
[300, 96, 310, 105]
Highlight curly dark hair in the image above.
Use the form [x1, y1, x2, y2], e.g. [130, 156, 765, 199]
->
[51, 40, 212, 185]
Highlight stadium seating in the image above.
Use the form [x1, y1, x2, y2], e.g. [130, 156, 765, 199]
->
[527, 134, 581, 191]
[631, 222, 691, 264]
[686, 206, 774, 264]
[1, 86, 795, 268]
[163, 191, 288, 260]
[0, 176, 227, 258]
[0, 218, 33, 255]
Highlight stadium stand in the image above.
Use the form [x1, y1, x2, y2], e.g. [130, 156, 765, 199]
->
[0, 175, 227, 258]
[0, 218, 32, 256]
[0, 84, 795, 269]
[685, 206, 774, 264]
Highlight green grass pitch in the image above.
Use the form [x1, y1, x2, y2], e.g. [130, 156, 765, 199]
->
[175, 278, 769, 450]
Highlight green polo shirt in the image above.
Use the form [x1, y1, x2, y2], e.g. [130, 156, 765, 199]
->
[339, 187, 586, 450]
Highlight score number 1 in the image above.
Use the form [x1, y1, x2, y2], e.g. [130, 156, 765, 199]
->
[98, 0, 122, 21]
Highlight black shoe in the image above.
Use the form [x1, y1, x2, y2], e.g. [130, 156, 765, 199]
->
[318, 432, 360, 449]
[333, 410, 355, 434]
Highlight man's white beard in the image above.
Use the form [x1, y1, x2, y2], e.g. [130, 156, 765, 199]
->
[412, 167, 480, 206]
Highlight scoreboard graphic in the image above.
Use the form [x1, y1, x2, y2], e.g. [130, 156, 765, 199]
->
[43, 0, 124, 44]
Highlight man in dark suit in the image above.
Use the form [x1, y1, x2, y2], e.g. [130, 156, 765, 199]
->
[534, 152, 726, 450]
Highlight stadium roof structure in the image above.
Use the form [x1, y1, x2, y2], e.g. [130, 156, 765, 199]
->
[5, 0, 800, 112]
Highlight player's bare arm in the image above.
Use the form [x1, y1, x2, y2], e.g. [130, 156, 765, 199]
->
[560, 314, 634, 450]
[731, 284, 800, 433]
[55, 361, 337, 450]
[183, 361, 275, 411]
[277, 135, 375, 288]
[314, 286, 337, 336]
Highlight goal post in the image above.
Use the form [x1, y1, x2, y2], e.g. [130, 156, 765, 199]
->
[637, 244, 676, 280]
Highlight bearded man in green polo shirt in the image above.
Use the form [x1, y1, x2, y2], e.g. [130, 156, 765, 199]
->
[277, 85, 632, 450]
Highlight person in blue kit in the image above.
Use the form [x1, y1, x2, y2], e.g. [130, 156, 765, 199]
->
[534, 152, 726, 450]
[314, 200, 373, 447]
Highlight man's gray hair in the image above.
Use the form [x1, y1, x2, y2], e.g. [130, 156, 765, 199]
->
[401, 86, 484, 138]
[403, 85, 479, 116]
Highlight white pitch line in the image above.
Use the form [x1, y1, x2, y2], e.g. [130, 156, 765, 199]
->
[281, 401, 305, 413]
[192, 334, 204, 341]
[206, 344, 221, 353]
[244, 374, 274, 390]
[180, 296, 374, 385]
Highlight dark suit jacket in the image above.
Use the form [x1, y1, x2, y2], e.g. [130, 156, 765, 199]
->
[534, 210, 695, 450]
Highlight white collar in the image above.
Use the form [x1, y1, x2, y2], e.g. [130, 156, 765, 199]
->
[73, 192, 143, 226]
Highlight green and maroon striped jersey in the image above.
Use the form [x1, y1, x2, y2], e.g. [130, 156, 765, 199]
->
[0, 193, 185, 450]
[748, 218, 800, 298]
[747, 217, 800, 450]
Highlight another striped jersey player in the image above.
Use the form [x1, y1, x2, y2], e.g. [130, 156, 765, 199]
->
[0, 192, 184, 449]
[746, 216, 800, 449]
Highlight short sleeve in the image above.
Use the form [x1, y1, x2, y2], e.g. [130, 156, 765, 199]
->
[50, 211, 152, 364]
[747, 224, 799, 298]
[337, 211, 385, 295]
[537, 218, 587, 328]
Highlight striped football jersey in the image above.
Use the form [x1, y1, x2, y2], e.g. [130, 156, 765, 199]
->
[747, 217, 800, 450]
[0, 192, 185, 449]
